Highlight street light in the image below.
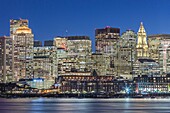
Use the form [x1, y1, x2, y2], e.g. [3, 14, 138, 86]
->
[125, 87, 130, 94]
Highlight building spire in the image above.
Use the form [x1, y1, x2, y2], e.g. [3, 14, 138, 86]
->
[141, 22, 143, 25]
[136, 22, 149, 58]
[138, 22, 146, 33]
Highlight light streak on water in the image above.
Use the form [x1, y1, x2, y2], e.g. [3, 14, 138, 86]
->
[0, 98, 170, 113]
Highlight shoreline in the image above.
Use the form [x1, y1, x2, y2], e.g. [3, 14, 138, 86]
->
[1, 93, 170, 99]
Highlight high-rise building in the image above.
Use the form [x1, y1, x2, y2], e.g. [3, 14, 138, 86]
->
[33, 46, 57, 78]
[56, 36, 92, 76]
[95, 26, 120, 54]
[13, 26, 34, 80]
[0, 36, 14, 83]
[148, 34, 170, 74]
[56, 48, 67, 76]
[54, 37, 67, 50]
[95, 26, 120, 76]
[136, 22, 149, 58]
[118, 30, 137, 79]
[66, 36, 92, 72]
[34, 40, 42, 47]
[44, 40, 54, 46]
[133, 58, 160, 77]
[91, 53, 110, 76]
[54, 37, 68, 76]
[10, 19, 28, 36]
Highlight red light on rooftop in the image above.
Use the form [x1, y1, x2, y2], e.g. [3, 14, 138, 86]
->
[105, 26, 111, 28]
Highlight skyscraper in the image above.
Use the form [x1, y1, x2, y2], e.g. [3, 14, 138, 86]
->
[148, 34, 170, 75]
[10, 19, 29, 36]
[91, 53, 110, 76]
[44, 40, 54, 46]
[95, 26, 120, 54]
[54, 37, 67, 50]
[58, 36, 92, 76]
[118, 30, 137, 79]
[13, 25, 34, 80]
[0, 36, 14, 83]
[136, 22, 149, 58]
[33, 45, 57, 78]
[54, 37, 67, 76]
[34, 40, 42, 47]
[95, 26, 120, 76]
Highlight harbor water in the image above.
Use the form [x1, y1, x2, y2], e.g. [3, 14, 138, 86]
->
[0, 98, 170, 113]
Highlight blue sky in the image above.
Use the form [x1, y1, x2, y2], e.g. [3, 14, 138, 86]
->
[0, 0, 170, 51]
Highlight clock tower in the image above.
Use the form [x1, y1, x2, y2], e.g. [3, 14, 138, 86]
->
[136, 22, 149, 58]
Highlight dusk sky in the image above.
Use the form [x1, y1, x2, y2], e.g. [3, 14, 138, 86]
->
[0, 0, 170, 51]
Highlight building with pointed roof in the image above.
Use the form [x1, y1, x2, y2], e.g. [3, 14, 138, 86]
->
[136, 22, 149, 58]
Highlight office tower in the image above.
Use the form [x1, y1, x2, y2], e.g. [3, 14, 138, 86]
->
[33, 45, 57, 78]
[67, 36, 92, 72]
[10, 19, 28, 36]
[56, 48, 67, 76]
[95, 26, 120, 76]
[136, 22, 149, 58]
[118, 30, 137, 79]
[133, 58, 160, 77]
[44, 40, 54, 46]
[53, 37, 68, 76]
[0, 36, 14, 83]
[57, 36, 92, 76]
[13, 26, 34, 80]
[54, 37, 67, 50]
[95, 26, 120, 54]
[91, 53, 110, 76]
[148, 34, 170, 75]
[34, 40, 42, 47]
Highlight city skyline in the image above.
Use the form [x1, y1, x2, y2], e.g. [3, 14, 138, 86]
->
[0, 0, 170, 51]
[1, 1, 170, 112]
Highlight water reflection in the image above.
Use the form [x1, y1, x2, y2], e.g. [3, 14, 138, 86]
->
[0, 98, 170, 113]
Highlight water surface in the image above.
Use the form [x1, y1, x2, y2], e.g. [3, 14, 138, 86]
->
[0, 98, 170, 113]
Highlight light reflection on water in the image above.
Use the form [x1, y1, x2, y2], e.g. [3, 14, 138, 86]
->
[0, 98, 170, 113]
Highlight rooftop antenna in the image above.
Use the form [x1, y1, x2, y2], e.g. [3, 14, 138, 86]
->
[65, 29, 68, 38]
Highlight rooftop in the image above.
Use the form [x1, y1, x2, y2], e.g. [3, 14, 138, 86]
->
[138, 58, 156, 63]
[66, 36, 90, 40]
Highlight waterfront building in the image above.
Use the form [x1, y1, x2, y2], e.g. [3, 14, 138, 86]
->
[10, 19, 28, 36]
[13, 26, 34, 80]
[118, 30, 137, 79]
[57, 75, 133, 94]
[148, 34, 170, 75]
[136, 22, 149, 58]
[19, 78, 54, 89]
[34, 40, 42, 47]
[33, 45, 57, 79]
[134, 75, 170, 94]
[133, 58, 160, 77]
[0, 36, 14, 83]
